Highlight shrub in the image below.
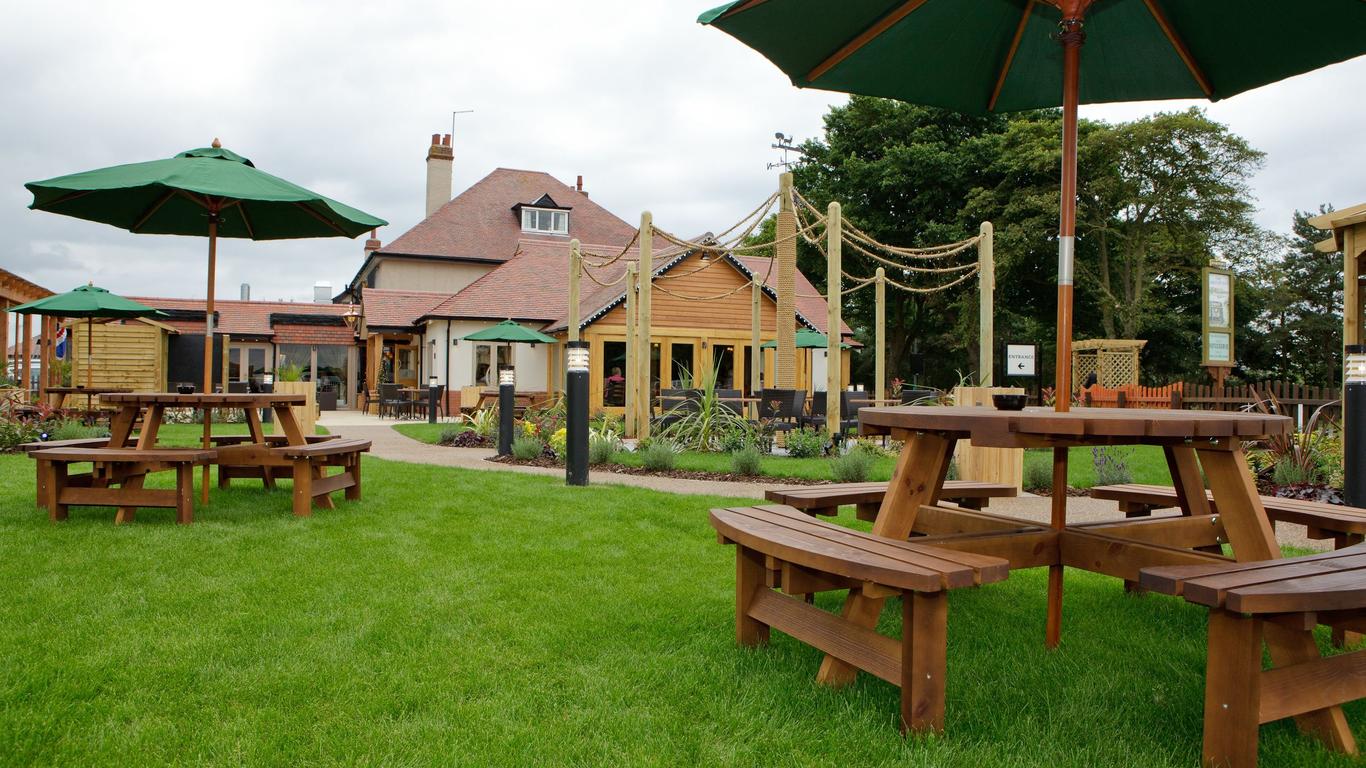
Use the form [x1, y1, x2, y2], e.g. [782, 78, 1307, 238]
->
[830, 445, 875, 483]
[945, 457, 959, 481]
[658, 367, 751, 451]
[1091, 446, 1133, 486]
[464, 408, 498, 438]
[0, 419, 40, 452]
[1023, 452, 1052, 491]
[589, 426, 623, 465]
[785, 427, 827, 459]
[717, 424, 756, 454]
[548, 427, 568, 458]
[438, 427, 465, 446]
[511, 435, 546, 461]
[730, 445, 763, 476]
[639, 440, 679, 471]
[48, 419, 108, 441]
[445, 430, 487, 448]
[1272, 459, 1315, 486]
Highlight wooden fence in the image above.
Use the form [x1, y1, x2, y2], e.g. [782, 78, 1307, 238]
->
[1081, 379, 1340, 429]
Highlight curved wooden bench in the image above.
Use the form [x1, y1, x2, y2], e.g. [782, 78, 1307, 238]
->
[32, 447, 214, 524]
[710, 504, 1008, 734]
[1141, 544, 1366, 767]
[271, 438, 370, 516]
[18, 438, 111, 510]
[766, 479, 1017, 519]
[213, 433, 338, 489]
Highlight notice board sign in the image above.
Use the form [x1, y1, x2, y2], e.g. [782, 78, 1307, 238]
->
[1202, 266, 1235, 367]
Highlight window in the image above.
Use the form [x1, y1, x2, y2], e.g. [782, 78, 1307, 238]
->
[521, 207, 568, 234]
[474, 343, 513, 387]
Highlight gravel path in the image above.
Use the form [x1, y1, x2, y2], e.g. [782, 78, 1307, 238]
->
[321, 412, 1327, 551]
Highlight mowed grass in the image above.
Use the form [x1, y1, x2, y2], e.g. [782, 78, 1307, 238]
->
[2, 439, 1360, 766]
[394, 423, 1173, 487]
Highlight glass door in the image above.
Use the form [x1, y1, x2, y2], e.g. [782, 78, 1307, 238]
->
[228, 343, 272, 389]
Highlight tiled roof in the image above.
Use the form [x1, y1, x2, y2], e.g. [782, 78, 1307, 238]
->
[376, 168, 636, 263]
[274, 323, 355, 346]
[360, 287, 449, 329]
[128, 296, 351, 338]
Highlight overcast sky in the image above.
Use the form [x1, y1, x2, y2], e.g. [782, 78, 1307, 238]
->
[2, 0, 1362, 310]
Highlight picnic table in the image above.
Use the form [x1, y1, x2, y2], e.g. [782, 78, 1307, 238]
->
[43, 385, 131, 416]
[845, 404, 1354, 748]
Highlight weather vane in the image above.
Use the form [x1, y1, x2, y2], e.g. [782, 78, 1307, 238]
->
[767, 131, 807, 171]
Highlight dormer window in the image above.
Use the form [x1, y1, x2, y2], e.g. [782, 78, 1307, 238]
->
[521, 207, 568, 234]
[513, 193, 572, 235]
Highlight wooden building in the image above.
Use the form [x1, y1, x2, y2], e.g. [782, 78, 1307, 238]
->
[68, 318, 177, 393]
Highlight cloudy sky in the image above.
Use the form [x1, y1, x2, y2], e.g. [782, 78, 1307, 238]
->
[2, 0, 1363, 310]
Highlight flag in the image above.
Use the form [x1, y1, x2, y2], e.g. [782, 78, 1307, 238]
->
[55, 326, 67, 359]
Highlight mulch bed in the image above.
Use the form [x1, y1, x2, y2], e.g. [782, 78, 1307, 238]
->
[1023, 486, 1090, 498]
[485, 454, 822, 486]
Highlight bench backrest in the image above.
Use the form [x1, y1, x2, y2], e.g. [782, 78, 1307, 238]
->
[1140, 542, 1366, 614]
[710, 504, 1008, 592]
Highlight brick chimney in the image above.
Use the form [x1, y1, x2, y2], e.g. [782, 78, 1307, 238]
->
[576, 174, 587, 198]
[363, 228, 381, 255]
[425, 133, 453, 218]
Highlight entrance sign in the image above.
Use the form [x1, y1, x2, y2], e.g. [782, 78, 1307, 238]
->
[1005, 343, 1037, 378]
[1202, 266, 1235, 368]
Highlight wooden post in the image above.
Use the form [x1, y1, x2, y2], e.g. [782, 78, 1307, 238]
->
[979, 221, 994, 386]
[776, 172, 796, 388]
[826, 202, 842, 439]
[37, 316, 50, 400]
[638, 212, 653, 440]
[20, 313, 32, 399]
[0, 303, 8, 386]
[751, 275, 762, 395]
[875, 267, 886, 401]
[568, 239, 581, 343]
[625, 263, 638, 437]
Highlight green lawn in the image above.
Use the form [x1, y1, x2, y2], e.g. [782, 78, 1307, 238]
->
[393, 423, 1172, 487]
[0, 447, 1357, 766]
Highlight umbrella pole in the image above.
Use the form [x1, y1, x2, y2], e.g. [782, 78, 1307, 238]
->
[202, 218, 218, 504]
[1047, 5, 1087, 651]
[86, 319, 93, 415]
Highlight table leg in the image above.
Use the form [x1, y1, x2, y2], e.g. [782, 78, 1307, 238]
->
[1045, 446, 1067, 649]
[114, 472, 145, 524]
[1197, 444, 1356, 754]
[816, 432, 953, 686]
[136, 405, 164, 450]
[273, 405, 307, 446]
[245, 406, 265, 444]
[108, 405, 137, 448]
[1165, 446, 1212, 518]
[201, 409, 212, 505]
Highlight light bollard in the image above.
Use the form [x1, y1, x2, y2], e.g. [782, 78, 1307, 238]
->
[498, 368, 515, 457]
[427, 375, 439, 424]
[1345, 346, 1366, 507]
[566, 342, 590, 486]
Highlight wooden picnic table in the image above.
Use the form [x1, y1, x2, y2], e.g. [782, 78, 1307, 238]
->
[841, 404, 1355, 748]
[101, 392, 308, 505]
[44, 385, 130, 411]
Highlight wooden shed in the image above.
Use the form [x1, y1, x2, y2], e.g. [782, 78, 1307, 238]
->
[69, 317, 177, 392]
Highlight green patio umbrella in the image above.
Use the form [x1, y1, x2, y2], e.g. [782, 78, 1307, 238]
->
[761, 328, 849, 349]
[25, 139, 387, 396]
[700, 0, 1366, 410]
[9, 283, 164, 392]
[463, 319, 557, 345]
[26, 139, 386, 502]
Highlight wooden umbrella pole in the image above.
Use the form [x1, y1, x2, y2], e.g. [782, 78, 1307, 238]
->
[1046, 3, 1088, 651]
[202, 214, 219, 505]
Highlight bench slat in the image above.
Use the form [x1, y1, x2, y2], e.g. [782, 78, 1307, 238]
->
[276, 439, 371, 458]
[754, 504, 1012, 579]
[1092, 483, 1366, 535]
[1141, 544, 1366, 596]
[33, 448, 215, 463]
[1225, 566, 1366, 614]
[1178, 553, 1366, 608]
[765, 479, 1017, 509]
[712, 507, 946, 591]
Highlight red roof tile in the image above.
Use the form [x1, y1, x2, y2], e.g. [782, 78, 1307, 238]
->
[360, 288, 449, 329]
[377, 168, 637, 263]
[273, 323, 355, 346]
[128, 296, 352, 339]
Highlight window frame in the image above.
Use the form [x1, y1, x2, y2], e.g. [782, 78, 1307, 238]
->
[520, 207, 569, 235]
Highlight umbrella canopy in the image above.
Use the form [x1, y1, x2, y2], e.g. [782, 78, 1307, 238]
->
[463, 320, 557, 345]
[25, 145, 386, 240]
[698, 1, 1366, 114]
[9, 284, 164, 389]
[9, 284, 163, 318]
[761, 328, 849, 349]
[700, 0, 1366, 413]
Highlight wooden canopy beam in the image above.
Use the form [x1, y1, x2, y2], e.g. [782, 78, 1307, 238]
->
[806, 0, 932, 83]
[1141, 0, 1213, 97]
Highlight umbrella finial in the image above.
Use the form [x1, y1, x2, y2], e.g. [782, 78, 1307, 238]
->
[211, 137, 221, 148]
[87, 280, 93, 286]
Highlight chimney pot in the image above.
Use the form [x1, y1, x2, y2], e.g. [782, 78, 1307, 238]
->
[442, 134, 451, 147]
[431, 133, 440, 146]
[576, 175, 583, 192]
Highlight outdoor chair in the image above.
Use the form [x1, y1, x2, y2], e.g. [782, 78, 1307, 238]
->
[798, 390, 826, 429]
[715, 388, 744, 418]
[900, 388, 939, 405]
[757, 388, 805, 433]
[655, 388, 701, 429]
[802, 391, 870, 435]
[227, 382, 249, 394]
[604, 379, 625, 407]
[378, 383, 407, 419]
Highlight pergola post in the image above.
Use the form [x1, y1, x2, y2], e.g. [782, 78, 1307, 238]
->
[625, 263, 638, 437]
[20, 313, 32, 398]
[751, 274, 762, 395]
[825, 201, 842, 440]
[875, 267, 886, 401]
[38, 316, 51, 400]
[0, 303, 8, 386]
[568, 239, 581, 344]
[776, 172, 796, 388]
[637, 212, 653, 440]
[979, 221, 995, 386]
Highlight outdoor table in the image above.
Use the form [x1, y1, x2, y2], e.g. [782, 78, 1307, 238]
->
[100, 392, 308, 504]
[45, 385, 130, 411]
[811, 406, 1337, 713]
